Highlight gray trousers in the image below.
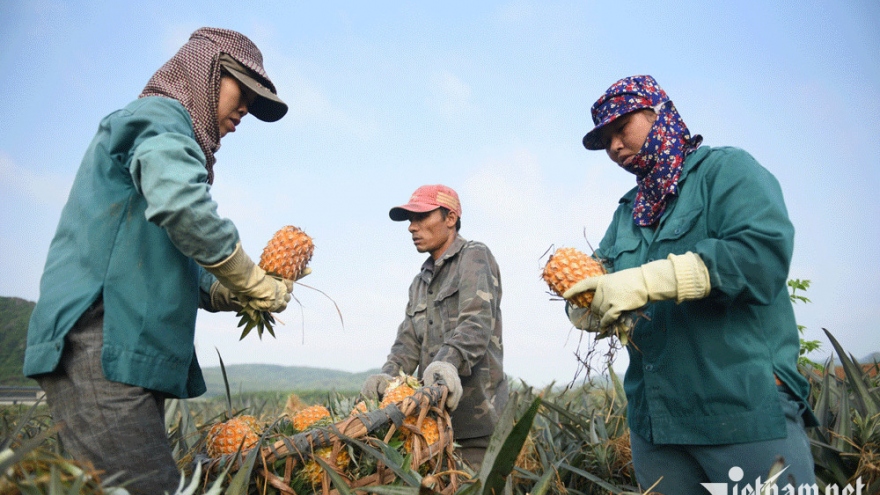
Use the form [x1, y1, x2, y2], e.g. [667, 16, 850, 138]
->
[36, 299, 180, 495]
[630, 385, 816, 494]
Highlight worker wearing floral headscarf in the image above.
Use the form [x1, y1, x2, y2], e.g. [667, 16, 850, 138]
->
[564, 75, 816, 493]
[25, 28, 292, 494]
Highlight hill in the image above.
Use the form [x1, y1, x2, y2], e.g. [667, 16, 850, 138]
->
[200, 364, 378, 398]
[0, 296, 376, 393]
[0, 296, 37, 386]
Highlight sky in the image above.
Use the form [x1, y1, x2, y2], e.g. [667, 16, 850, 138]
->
[1, 1, 878, 388]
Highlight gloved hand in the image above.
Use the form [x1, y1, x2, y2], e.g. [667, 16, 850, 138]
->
[566, 303, 601, 332]
[423, 361, 463, 411]
[361, 373, 394, 400]
[563, 251, 710, 329]
[208, 280, 243, 312]
[200, 242, 291, 313]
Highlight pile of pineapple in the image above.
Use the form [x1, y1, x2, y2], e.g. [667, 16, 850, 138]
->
[199, 373, 454, 493]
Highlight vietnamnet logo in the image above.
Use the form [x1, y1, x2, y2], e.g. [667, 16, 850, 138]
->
[700, 466, 866, 495]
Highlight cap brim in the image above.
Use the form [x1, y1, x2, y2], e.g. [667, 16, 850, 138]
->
[389, 204, 439, 221]
[223, 65, 288, 122]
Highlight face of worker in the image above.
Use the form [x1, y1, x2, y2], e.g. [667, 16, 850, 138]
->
[601, 109, 658, 167]
[217, 75, 256, 138]
[407, 209, 458, 259]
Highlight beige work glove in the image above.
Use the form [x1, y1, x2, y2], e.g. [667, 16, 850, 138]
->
[423, 361, 463, 411]
[566, 303, 601, 333]
[563, 251, 711, 329]
[200, 242, 291, 313]
[208, 280, 243, 312]
[360, 373, 394, 400]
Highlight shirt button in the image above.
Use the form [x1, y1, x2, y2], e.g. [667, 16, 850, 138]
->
[644, 364, 654, 372]
[429, 320, 434, 325]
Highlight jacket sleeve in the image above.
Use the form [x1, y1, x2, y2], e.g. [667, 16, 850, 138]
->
[128, 131, 239, 265]
[382, 281, 422, 376]
[694, 148, 794, 305]
[434, 244, 500, 376]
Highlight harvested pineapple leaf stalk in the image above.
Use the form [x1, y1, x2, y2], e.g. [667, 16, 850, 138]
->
[238, 225, 315, 340]
[542, 246, 636, 345]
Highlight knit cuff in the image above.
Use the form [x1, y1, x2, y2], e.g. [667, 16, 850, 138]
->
[668, 251, 711, 302]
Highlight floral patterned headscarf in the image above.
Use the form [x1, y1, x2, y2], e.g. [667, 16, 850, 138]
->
[139, 27, 279, 184]
[583, 75, 702, 226]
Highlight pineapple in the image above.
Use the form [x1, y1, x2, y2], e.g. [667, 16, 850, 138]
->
[291, 404, 331, 431]
[206, 415, 261, 458]
[380, 373, 421, 409]
[238, 225, 315, 340]
[543, 246, 636, 344]
[349, 401, 369, 416]
[542, 247, 606, 308]
[401, 415, 440, 452]
[300, 447, 351, 487]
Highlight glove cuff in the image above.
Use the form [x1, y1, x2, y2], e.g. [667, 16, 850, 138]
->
[200, 242, 253, 276]
[668, 251, 711, 302]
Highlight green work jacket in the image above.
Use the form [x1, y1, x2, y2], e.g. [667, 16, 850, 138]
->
[25, 97, 237, 398]
[594, 146, 816, 445]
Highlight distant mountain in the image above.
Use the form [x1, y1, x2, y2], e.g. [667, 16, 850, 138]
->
[0, 296, 37, 386]
[0, 295, 376, 393]
[200, 364, 379, 398]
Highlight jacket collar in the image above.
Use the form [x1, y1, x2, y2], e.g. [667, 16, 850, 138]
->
[420, 234, 467, 276]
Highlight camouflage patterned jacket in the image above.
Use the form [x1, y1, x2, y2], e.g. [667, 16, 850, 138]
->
[382, 235, 507, 439]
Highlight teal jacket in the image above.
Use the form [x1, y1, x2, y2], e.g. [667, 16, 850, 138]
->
[24, 97, 238, 398]
[594, 146, 816, 445]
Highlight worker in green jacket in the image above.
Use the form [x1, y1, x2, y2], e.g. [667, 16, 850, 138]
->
[24, 28, 294, 494]
[564, 75, 817, 493]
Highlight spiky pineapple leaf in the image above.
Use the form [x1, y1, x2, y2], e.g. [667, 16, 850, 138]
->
[823, 328, 880, 417]
[358, 487, 420, 495]
[478, 395, 542, 494]
[314, 456, 356, 495]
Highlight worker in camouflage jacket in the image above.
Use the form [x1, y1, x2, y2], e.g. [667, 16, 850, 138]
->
[361, 184, 507, 470]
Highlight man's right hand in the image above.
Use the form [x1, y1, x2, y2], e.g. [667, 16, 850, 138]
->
[361, 373, 394, 400]
[200, 242, 291, 313]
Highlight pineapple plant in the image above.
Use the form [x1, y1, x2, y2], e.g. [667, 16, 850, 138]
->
[238, 225, 315, 340]
[380, 373, 422, 409]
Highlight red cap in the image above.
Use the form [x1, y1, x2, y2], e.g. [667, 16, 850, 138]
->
[389, 184, 462, 221]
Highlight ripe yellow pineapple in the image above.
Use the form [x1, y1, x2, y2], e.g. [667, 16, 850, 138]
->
[401, 415, 440, 452]
[291, 404, 331, 431]
[206, 415, 261, 458]
[238, 225, 315, 340]
[301, 447, 351, 487]
[380, 373, 421, 409]
[259, 225, 315, 281]
[542, 247, 605, 308]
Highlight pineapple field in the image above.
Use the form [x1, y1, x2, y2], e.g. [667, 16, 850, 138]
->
[3, 329, 880, 494]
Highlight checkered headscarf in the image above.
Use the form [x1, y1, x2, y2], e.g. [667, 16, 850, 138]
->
[140, 27, 278, 183]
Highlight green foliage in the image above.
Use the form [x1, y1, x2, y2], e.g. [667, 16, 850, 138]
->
[788, 279, 824, 370]
[0, 297, 38, 387]
[803, 329, 880, 492]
